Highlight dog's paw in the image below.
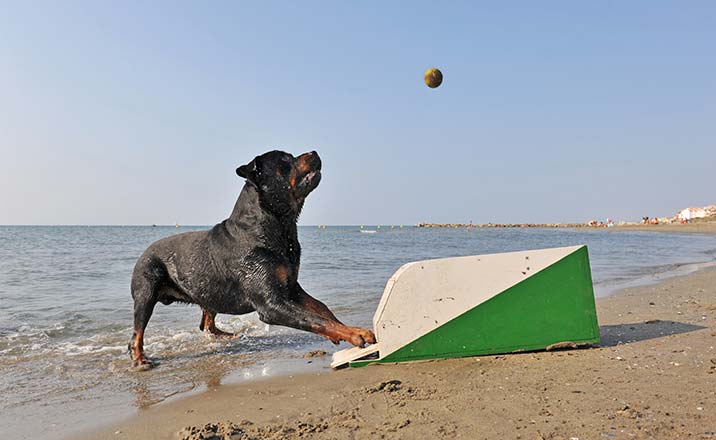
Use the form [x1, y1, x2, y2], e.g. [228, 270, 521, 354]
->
[130, 356, 155, 372]
[208, 329, 238, 339]
[349, 327, 377, 348]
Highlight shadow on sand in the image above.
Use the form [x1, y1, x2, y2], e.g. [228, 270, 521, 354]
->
[599, 320, 706, 347]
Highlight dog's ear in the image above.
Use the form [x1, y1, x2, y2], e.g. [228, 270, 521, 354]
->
[236, 157, 262, 183]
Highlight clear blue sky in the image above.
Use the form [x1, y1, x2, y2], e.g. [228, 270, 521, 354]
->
[1, 1, 714, 225]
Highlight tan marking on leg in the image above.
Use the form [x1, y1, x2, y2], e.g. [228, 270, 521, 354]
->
[201, 308, 235, 338]
[131, 329, 144, 360]
[131, 329, 153, 367]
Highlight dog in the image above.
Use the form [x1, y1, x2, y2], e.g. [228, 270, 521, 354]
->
[129, 150, 376, 368]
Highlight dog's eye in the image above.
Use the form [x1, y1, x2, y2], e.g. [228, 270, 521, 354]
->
[278, 162, 291, 175]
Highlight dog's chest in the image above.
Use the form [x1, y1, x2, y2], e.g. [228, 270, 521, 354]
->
[286, 238, 300, 266]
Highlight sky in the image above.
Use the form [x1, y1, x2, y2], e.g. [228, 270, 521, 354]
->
[1, 1, 714, 225]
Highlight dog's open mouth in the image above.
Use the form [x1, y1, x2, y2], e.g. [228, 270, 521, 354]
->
[294, 170, 321, 200]
[299, 170, 320, 187]
[304, 171, 318, 183]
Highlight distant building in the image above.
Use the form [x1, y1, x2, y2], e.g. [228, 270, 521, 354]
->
[677, 205, 716, 221]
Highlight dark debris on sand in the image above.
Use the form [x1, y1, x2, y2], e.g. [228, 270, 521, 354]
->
[179, 413, 355, 440]
[178, 380, 428, 440]
[303, 349, 328, 359]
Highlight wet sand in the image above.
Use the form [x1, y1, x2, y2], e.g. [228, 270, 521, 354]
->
[73, 266, 716, 440]
[612, 221, 716, 235]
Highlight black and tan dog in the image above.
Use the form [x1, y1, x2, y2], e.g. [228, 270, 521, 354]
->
[129, 150, 376, 368]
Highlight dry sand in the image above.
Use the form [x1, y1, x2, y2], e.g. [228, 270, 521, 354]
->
[74, 268, 716, 440]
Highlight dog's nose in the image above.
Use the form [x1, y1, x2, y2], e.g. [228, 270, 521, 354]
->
[309, 151, 321, 170]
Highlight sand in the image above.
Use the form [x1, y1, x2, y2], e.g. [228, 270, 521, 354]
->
[612, 221, 716, 235]
[70, 263, 716, 440]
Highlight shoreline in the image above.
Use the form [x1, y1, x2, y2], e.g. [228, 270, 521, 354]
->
[72, 264, 716, 440]
[417, 222, 589, 229]
[610, 222, 716, 235]
[416, 221, 716, 235]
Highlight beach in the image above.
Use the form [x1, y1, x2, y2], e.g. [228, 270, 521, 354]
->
[612, 222, 716, 235]
[4, 2, 715, 438]
[73, 264, 716, 439]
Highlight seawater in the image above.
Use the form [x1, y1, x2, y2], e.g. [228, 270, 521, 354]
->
[1, 225, 715, 438]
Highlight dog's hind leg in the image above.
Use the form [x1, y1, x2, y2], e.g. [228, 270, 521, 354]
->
[129, 258, 164, 369]
[199, 308, 235, 338]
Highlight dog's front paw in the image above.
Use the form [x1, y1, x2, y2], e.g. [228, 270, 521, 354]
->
[348, 327, 376, 348]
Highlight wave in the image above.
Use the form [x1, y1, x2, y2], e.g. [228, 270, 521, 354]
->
[593, 260, 716, 297]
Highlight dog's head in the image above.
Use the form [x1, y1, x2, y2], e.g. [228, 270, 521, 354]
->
[237, 150, 322, 216]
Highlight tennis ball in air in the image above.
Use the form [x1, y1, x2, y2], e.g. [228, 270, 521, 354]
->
[424, 67, 443, 88]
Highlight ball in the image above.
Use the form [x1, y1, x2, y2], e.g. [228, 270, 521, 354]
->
[424, 67, 443, 88]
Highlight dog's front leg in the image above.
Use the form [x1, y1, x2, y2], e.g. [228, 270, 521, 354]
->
[251, 288, 376, 348]
[294, 284, 340, 322]
[295, 284, 376, 347]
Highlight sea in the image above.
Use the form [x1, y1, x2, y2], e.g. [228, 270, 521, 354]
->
[1, 225, 716, 438]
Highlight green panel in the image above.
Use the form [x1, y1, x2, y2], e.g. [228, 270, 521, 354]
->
[351, 246, 599, 367]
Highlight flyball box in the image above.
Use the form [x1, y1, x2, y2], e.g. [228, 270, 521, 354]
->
[331, 245, 600, 368]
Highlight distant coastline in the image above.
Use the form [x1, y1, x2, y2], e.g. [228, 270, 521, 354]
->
[417, 219, 716, 234]
[417, 205, 716, 230]
[417, 222, 590, 229]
